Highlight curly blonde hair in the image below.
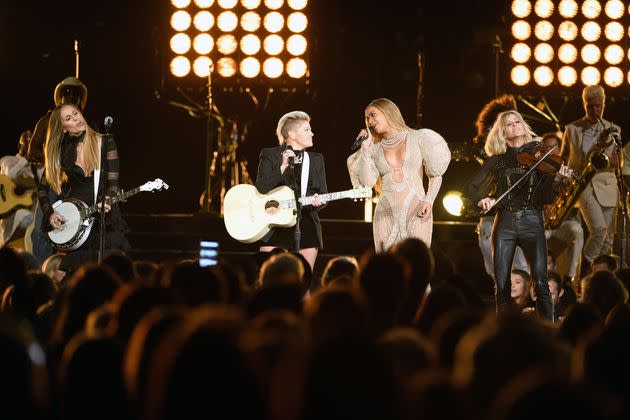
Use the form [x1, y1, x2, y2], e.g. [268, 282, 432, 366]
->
[484, 110, 536, 157]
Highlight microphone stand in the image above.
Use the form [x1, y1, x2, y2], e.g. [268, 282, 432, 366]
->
[614, 142, 627, 268]
[97, 122, 111, 263]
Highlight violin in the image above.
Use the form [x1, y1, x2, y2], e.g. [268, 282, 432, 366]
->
[516, 142, 564, 175]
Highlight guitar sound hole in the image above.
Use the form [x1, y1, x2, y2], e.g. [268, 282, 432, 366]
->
[265, 200, 279, 214]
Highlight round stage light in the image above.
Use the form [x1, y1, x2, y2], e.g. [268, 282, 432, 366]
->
[581, 66, 601, 85]
[534, 43, 554, 63]
[558, 21, 578, 41]
[511, 43, 531, 63]
[582, 0, 602, 19]
[241, 11, 261, 31]
[217, 34, 238, 54]
[558, 0, 578, 18]
[218, 0, 238, 8]
[194, 33, 214, 54]
[558, 66, 578, 86]
[265, 0, 284, 10]
[288, 0, 307, 10]
[194, 0, 214, 7]
[534, 20, 554, 41]
[286, 58, 307, 78]
[558, 43, 578, 63]
[263, 57, 284, 78]
[581, 21, 601, 42]
[217, 11, 238, 31]
[604, 67, 623, 87]
[170, 33, 191, 54]
[240, 34, 261, 55]
[264, 12, 285, 33]
[172, 0, 191, 8]
[263, 34, 284, 55]
[605, 22, 624, 42]
[170, 56, 191, 77]
[442, 191, 464, 217]
[534, 65, 553, 86]
[512, 20, 531, 40]
[171, 11, 192, 31]
[605, 0, 624, 19]
[604, 44, 623, 64]
[193, 56, 213, 77]
[581, 44, 601, 64]
[287, 12, 308, 32]
[286, 34, 307, 55]
[240, 57, 261, 78]
[534, 0, 554, 18]
[242, 0, 261, 9]
[217, 57, 237, 77]
[194, 11, 215, 31]
[511, 65, 531, 85]
[512, 0, 532, 18]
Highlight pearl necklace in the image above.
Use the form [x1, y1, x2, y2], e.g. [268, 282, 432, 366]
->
[380, 130, 407, 151]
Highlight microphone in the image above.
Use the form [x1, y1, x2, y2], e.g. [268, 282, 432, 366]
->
[286, 145, 295, 168]
[351, 127, 373, 151]
[609, 128, 622, 147]
[104, 116, 114, 134]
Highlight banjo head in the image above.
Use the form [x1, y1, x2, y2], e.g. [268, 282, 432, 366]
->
[48, 201, 84, 246]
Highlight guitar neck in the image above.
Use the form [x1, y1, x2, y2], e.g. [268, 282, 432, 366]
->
[298, 189, 356, 206]
[87, 187, 141, 215]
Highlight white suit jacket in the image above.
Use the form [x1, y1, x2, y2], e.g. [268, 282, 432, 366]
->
[562, 117, 621, 207]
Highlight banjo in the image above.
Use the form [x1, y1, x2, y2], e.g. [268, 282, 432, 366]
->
[47, 178, 168, 251]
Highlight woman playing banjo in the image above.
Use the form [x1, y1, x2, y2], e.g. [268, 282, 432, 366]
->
[38, 104, 129, 278]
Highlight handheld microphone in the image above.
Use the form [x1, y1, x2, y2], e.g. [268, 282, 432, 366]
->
[351, 127, 373, 151]
[104, 116, 114, 133]
[286, 145, 295, 168]
[609, 128, 622, 147]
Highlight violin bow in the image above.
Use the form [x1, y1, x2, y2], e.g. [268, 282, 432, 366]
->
[481, 144, 558, 215]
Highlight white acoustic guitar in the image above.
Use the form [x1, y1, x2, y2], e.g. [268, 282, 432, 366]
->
[223, 184, 372, 243]
[47, 178, 169, 251]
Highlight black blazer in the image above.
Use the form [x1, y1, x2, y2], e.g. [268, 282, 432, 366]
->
[255, 145, 328, 247]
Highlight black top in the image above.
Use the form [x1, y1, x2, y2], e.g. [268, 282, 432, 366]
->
[255, 145, 327, 248]
[38, 131, 120, 225]
[463, 141, 558, 213]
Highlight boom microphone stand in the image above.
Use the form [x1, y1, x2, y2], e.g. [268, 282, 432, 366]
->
[613, 137, 627, 268]
[97, 116, 113, 262]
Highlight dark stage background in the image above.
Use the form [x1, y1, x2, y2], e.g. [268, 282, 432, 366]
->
[3, 0, 629, 220]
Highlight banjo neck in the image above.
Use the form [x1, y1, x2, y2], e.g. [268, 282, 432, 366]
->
[86, 187, 141, 216]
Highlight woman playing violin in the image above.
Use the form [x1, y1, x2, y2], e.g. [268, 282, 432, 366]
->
[463, 110, 572, 322]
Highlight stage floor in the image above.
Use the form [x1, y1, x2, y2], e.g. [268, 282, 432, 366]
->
[124, 213, 483, 278]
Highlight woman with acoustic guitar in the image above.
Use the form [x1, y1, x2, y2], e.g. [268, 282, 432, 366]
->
[255, 110, 327, 271]
[463, 110, 573, 322]
[37, 104, 129, 277]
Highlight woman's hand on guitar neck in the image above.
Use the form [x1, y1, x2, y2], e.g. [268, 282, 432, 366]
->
[96, 197, 112, 213]
[311, 193, 326, 207]
[49, 213, 66, 231]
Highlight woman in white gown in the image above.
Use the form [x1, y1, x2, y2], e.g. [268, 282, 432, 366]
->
[347, 98, 451, 251]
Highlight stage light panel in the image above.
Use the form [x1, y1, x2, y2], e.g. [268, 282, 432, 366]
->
[508, 0, 630, 90]
[167, 0, 310, 84]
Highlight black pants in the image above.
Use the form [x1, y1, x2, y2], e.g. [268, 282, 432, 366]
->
[492, 209, 554, 321]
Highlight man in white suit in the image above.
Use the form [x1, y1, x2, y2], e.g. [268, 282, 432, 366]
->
[561, 85, 622, 268]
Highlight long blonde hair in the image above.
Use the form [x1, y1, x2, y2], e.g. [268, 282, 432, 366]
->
[484, 110, 536, 157]
[45, 104, 101, 193]
[365, 98, 412, 142]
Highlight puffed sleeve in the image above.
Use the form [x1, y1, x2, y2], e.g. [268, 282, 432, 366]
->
[417, 129, 451, 205]
[347, 146, 379, 188]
